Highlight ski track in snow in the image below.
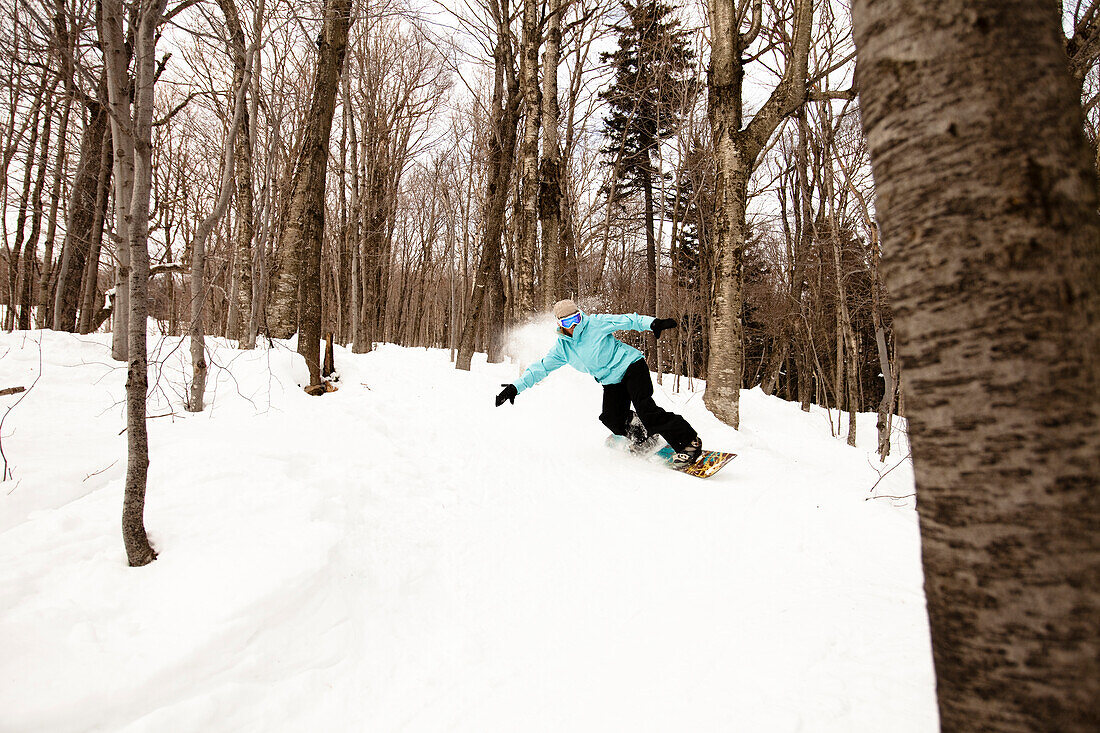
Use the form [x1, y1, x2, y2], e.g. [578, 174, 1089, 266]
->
[0, 329, 936, 732]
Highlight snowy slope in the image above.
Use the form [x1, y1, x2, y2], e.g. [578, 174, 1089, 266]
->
[0, 327, 936, 732]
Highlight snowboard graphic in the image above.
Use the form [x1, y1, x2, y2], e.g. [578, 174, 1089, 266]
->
[606, 435, 736, 479]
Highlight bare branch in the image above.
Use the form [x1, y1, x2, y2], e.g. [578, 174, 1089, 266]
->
[152, 91, 203, 126]
[741, 0, 762, 47]
[163, 0, 204, 24]
[809, 87, 856, 102]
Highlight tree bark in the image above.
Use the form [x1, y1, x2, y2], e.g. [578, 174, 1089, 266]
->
[37, 0, 75, 328]
[705, 0, 810, 428]
[831, 226, 858, 446]
[870, 226, 894, 460]
[268, 0, 353, 388]
[347, 80, 368, 354]
[77, 133, 113, 334]
[539, 0, 563, 308]
[18, 81, 55, 330]
[187, 48, 252, 412]
[53, 77, 111, 333]
[100, 0, 167, 567]
[516, 0, 541, 317]
[853, 1, 1100, 729]
[456, 0, 520, 371]
[216, 0, 257, 349]
[8, 72, 45, 332]
[642, 165, 659, 362]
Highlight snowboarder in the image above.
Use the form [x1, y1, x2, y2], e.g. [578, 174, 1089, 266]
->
[494, 299, 703, 466]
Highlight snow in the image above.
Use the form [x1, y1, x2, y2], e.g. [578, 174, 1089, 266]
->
[0, 327, 936, 732]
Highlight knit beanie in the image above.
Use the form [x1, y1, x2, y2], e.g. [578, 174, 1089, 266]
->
[553, 299, 580, 320]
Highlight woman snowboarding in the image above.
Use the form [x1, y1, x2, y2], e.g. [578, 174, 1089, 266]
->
[494, 299, 703, 466]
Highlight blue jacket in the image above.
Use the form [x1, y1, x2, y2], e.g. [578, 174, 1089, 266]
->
[513, 313, 655, 393]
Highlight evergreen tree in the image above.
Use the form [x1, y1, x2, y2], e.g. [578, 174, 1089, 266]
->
[600, 0, 696, 337]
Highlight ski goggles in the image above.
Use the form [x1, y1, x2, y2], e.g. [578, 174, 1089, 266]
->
[558, 312, 582, 329]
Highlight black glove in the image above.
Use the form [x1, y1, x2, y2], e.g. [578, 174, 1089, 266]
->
[495, 384, 518, 407]
[652, 318, 678, 338]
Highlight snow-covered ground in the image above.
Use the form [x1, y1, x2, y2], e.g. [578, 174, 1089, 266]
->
[0, 325, 936, 732]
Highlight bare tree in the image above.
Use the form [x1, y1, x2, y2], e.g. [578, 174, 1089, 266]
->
[36, 0, 76, 329]
[515, 0, 540, 316]
[52, 79, 112, 334]
[100, 0, 173, 566]
[853, 0, 1100, 728]
[704, 0, 812, 428]
[16, 69, 58, 330]
[538, 0, 564, 307]
[216, 0, 259, 349]
[187, 24, 255, 412]
[266, 0, 353, 389]
[455, 0, 521, 371]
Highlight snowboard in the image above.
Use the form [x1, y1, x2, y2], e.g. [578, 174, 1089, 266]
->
[605, 434, 737, 479]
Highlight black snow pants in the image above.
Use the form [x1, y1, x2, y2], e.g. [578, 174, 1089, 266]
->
[599, 358, 697, 452]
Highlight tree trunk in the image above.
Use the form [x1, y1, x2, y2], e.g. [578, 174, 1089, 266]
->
[705, 0, 811, 428]
[9, 77, 44, 332]
[871, 230, 894, 460]
[187, 56, 252, 412]
[53, 81, 111, 333]
[348, 90, 368, 354]
[831, 231, 859, 446]
[836, 127, 893, 459]
[759, 337, 787, 395]
[100, 0, 167, 567]
[486, 260, 506, 363]
[539, 0, 563, 308]
[641, 165, 658, 363]
[456, 0, 519, 371]
[217, 0, 256, 349]
[18, 84, 55, 331]
[269, 0, 353, 387]
[853, 1, 1100, 728]
[77, 135, 113, 334]
[515, 0, 540, 317]
[37, 0, 76, 328]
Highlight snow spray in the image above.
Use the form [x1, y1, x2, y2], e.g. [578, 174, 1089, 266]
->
[501, 313, 558, 372]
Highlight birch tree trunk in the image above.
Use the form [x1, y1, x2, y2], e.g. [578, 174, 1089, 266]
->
[705, 0, 811, 428]
[102, 33, 135, 364]
[853, 1, 1100, 728]
[515, 0, 540, 317]
[870, 233, 895, 460]
[100, 0, 167, 567]
[641, 164, 657, 363]
[347, 82, 368, 354]
[539, 0, 563, 308]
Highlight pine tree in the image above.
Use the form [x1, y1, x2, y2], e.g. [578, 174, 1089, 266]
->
[600, 0, 695, 337]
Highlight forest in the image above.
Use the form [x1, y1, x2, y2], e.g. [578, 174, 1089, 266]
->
[1, 0, 1097, 730]
[0, 0, 897, 441]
